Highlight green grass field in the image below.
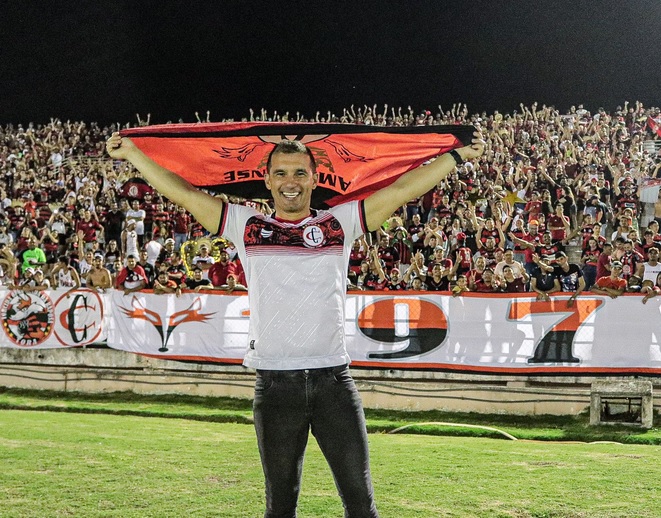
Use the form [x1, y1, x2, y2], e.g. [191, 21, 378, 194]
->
[1, 391, 660, 517]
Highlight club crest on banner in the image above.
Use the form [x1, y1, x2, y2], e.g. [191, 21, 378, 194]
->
[54, 289, 104, 346]
[1, 290, 54, 347]
[118, 296, 215, 352]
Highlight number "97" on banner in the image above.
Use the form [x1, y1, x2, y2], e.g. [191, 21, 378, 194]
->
[508, 298, 603, 363]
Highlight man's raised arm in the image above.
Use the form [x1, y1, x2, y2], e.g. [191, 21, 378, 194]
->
[363, 131, 484, 231]
[106, 133, 223, 234]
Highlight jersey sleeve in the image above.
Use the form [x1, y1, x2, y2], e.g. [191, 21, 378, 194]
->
[217, 203, 260, 243]
[329, 200, 368, 243]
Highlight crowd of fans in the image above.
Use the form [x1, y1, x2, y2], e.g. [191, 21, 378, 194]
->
[1, 101, 660, 301]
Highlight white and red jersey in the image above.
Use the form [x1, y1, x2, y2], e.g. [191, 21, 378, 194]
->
[219, 201, 366, 370]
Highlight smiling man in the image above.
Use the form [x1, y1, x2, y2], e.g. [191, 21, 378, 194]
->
[106, 132, 484, 518]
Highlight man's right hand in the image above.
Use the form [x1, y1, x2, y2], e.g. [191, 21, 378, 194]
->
[106, 132, 136, 161]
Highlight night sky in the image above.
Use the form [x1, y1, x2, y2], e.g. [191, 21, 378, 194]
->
[2, 0, 659, 125]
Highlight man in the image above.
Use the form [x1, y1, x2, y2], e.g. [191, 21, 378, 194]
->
[474, 235, 502, 268]
[139, 250, 156, 288]
[219, 273, 248, 293]
[107, 129, 484, 517]
[20, 237, 47, 275]
[126, 199, 146, 247]
[185, 266, 213, 292]
[547, 203, 571, 242]
[76, 209, 103, 251]
[103, 200, 125, 247]
[508, 220, 543, 278]
[407, 212, 425, 254]
[425, 263, 452, 291]
[115, 254, 148, 295]
[167, 252, 187, 286]
[191, 243, 215, 279]
[592, 261, 626, 299]
[51, 255, 81, 289]
[552, 252, 585, 307]
[531, 261, 560, 302]
[156, 237, 176, 267]
[384, 267, 406, 291]
[493, 248, 527, 280]
[122, 219, 140, 259]
[86, 254, 113, 292]
[596, 242, 613, 280]
[172, 206, 191, 251]
[636, 246, 661, 284]
[473, 267, 501, 293]
[144, 232, 163, 268]
[153, 270, 182, 296]
[208, 249, 234, 287]
[376, 234, 400, 273]
[619, 239, 643, 281]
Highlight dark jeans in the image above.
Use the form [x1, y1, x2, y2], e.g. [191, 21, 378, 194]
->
[253, 365, 378, 518]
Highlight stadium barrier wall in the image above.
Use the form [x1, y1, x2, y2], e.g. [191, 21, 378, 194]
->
[1, 288, 659, 415]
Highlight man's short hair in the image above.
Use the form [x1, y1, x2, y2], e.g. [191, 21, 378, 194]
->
[266, 140, 317, 174]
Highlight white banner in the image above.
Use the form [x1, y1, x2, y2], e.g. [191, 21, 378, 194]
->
[2, 288, 661, 375]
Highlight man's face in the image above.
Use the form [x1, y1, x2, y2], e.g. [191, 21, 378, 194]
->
[127, 257, 137, 268]
[140, 251, 148, 261]
[93, 257, 103, 268]
[194, 270, 203, 280]
[504, 251, 514, 263]
[412, 214, 420, 225]
[265, 152, 317, 218]
[649, 249, 659, 261]
[132, 200, 140, 210]
[220, 251, 229, 263]
[158, 273, 169, 284]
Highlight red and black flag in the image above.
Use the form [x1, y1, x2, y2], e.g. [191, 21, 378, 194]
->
[648, 116, 661, 138]
[121, 122, 474, 208]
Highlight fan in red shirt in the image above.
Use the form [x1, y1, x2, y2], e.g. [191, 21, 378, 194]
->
[547, 203, 570, 242]
[591, 260, 626, 298]
[76, 209, 102, 249]
[208, 249, 234, 287]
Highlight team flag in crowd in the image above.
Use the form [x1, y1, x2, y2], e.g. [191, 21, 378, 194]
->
[648, 116, 661, 138]
[120, 122, 474, 207]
